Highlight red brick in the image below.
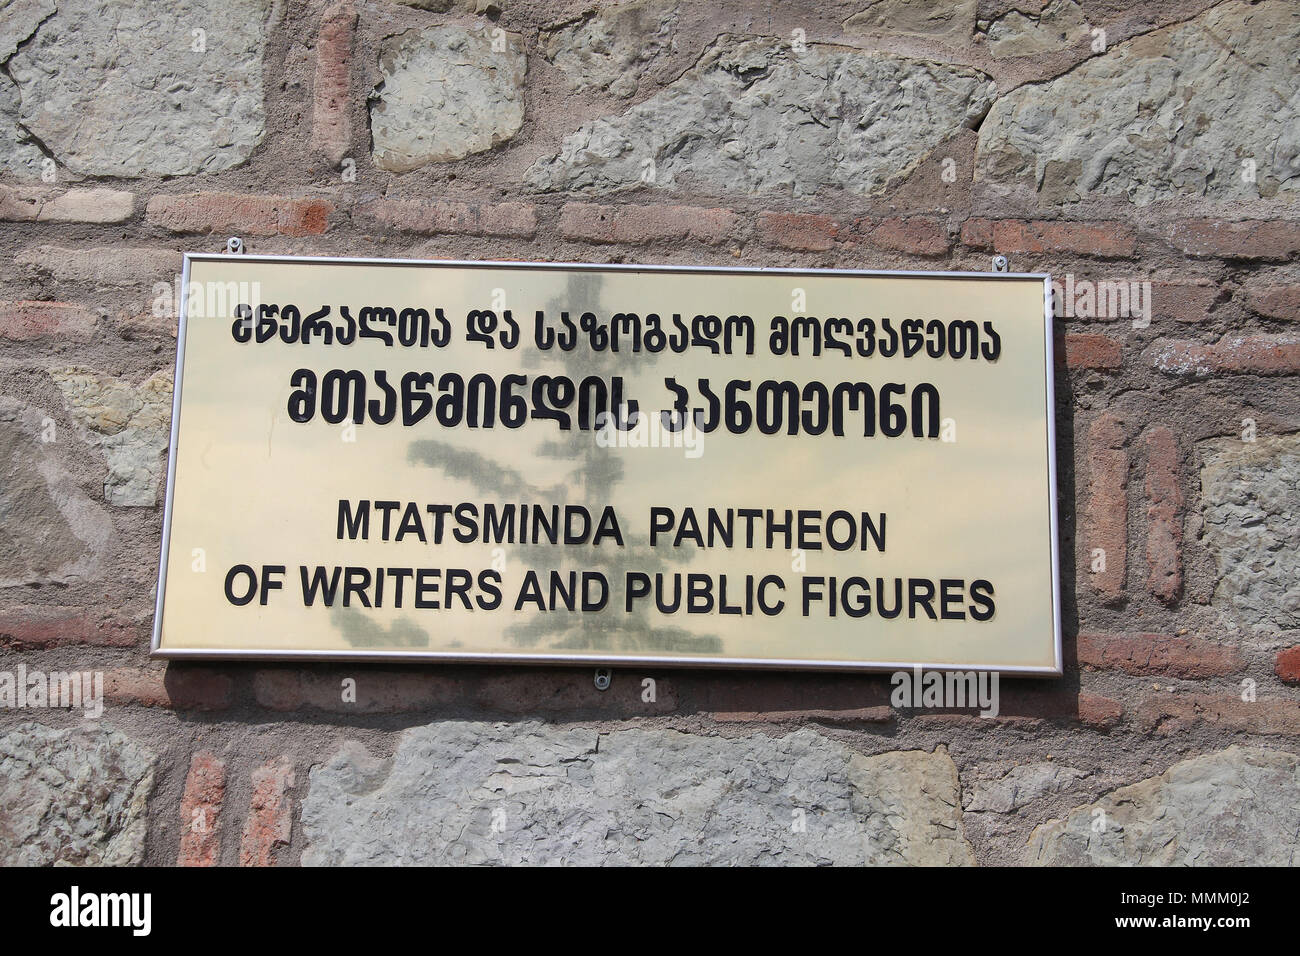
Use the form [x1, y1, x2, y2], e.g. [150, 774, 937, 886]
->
[312, 1, 356, 165]
[1082, 411, 1128, 600]
[914, 713, 1046, 729]
[1149, 335, 1300, 376]
[1243, 284, 1300, 322]
[757, 211, 839, 251]
[1077, 632, 1240, 678]
[906, 686, 1120, 729]
[103, 666, 233, 711]
[865, 217, 949, 256]
[1152, 280, 1219, 323]
[560, 202, 739, 245]
[887, 681, 1083, 724]
[178, 752, 225, 867]
[0, 301, 97, 341]
[253, 669, 460, 712]
[360, 199, 536, 237]
[240, 757, 295, 867]
[1059, 332, 1122, 369]
[685, 674, 893, 717]
[0, 185, 133, 223]
[0, 609, 139, 649]
[1137, 695, 1300, 736]
[1077, 692, 1123, 730]
[1000, 686, 1121, 726]
[1276, 646, 1300, 684]
[1170, 220, 1300, 260]
[959, 217, 993, 249]
[711, 706, 893, 725]
[146, 192, 333, 237]
[975, 219, 1136, 257]
[1142, 426, 1182, 603]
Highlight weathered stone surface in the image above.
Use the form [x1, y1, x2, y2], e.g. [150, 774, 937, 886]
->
[302, 722, 974, 865]
[1026, 747, 1300, 865]
[966, 762, 1090, 813]
[371, 25, 526, 172]
[0, 397, 112, 587]
[5, 0, 269, 177]
[0, 79, 43, 178]
[985, 0, 1086, 58]
[845, 0, 975, 43]
[541, 1, 679, 98]
[1199, 435, 1300, 632]
[0, 0, 55, 62]
[0, 0, 55, 178]
[526, 37, 995, 198]
[49, 367, 172, 507]
[977, 0, 1300, 203]
[0, 722, 156, 866]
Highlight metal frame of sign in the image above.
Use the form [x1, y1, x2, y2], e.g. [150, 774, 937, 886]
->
[151, 254, 1062, 675]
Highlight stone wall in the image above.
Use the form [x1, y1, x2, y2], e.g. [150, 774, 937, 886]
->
[1, 0, 1298, 866]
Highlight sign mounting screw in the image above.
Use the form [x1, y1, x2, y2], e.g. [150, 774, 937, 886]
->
[226, 236, 245, 255]
[593, 668, 612, 691]
[992, 254, 1009, 273]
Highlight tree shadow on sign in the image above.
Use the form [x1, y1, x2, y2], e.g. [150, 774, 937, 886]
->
[406, 437, 722, 656]
[331, 606, 430, 648]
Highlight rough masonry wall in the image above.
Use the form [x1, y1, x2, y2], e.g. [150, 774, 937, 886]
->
[1, 0, 1299, 866]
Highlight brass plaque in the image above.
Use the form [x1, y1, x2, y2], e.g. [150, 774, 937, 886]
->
[153, 256, 1061, 674]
